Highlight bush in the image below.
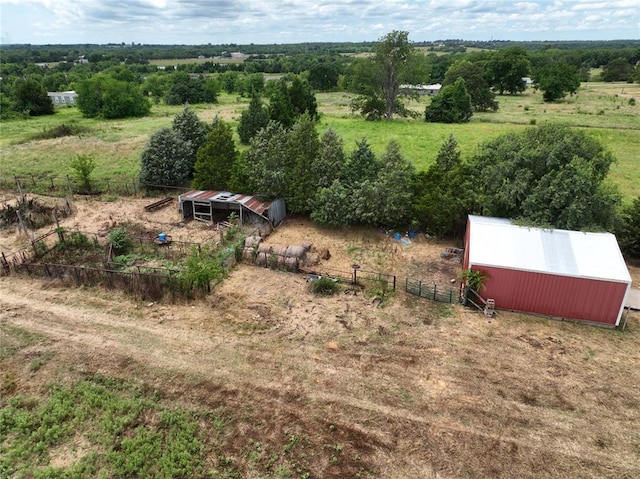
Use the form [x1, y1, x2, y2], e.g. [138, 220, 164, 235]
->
[70, 155, 96, 193]
[108, 227, 132, 255]
[311, 276, 340, 296]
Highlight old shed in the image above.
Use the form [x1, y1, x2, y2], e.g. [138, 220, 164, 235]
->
[463, 215, 632, 327]
[178, 190, 286, 227]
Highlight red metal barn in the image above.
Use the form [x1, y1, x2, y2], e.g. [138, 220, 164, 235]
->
[463, 215, 632, 327]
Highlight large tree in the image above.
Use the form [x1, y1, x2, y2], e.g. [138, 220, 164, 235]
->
[237, 93, 270, 144]
[13, 78, 54, 116]
[413, 134, 470, 237]
[313, 128, 345, 189]
[468, 124, 619, 230]
[139, 128, 193, 187]
[487, 47, 530, 95]
[375, 30, 414, 120]
[425, 78, 473, 123]
[286, 115, 321, 213]
[268, 79, 295, 128]
[371, 140, 416, 227]
[77, 74, 150, 119]
[616, 197, 640, 259]
[241, 121, 290, 199]
[350, 31, 420, 120]
[443, 60, 497, 112]
[312, 140, 415, 228]
[192, 119, 237, 191]
[172, 107, 209, 161]
[534, 63, 581, 102]
[601, 57, 634, 82]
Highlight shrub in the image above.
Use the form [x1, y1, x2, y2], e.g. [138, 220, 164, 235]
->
[459, 269, 489, 291]
[108, 227, 132, 255]
[70, 155, 96, 193]
[311, 276, 340, 296]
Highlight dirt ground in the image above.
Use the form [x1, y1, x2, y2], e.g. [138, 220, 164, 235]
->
[2, 194, 640, 478]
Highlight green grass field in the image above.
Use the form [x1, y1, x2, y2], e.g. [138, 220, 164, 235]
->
[1, 82, 638, 198]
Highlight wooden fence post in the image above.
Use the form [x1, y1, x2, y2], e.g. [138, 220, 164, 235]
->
[15, 176, 25, 204]
[66, 176, 74, 196]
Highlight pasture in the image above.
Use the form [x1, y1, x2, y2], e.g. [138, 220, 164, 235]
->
[0, 82, 638, 198]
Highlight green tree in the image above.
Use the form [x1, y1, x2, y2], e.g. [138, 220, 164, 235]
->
[488, 47, 530, 95]
[141, 74, 168, 103]
[172, 106, 209, 163]
[192, 119, 238, 190]
[241, 121, 290, 198]
[237, 93, 270, 144]
[77, 74, 149, 119]
[242, 73, 265, 96]
[14, 78, 54, 116]
[308, 62, 340, 91]
[314, 128, 346, 189]
[310, 179, 353, 227]
[372, 140, 416, 227]
[139, 128, 193, 187]
[164, 72, 209, 105]
[101, 80, 151, 119]
[413, 134, 470, 236]
[375, 31, 414, 120]
[350, 31, 418, 120]
[534, 63, 581, 102]
[268, 79, 295, 128]
[203, 77, 220, 103]
[267, 76, 317, 127]
[286, 115, 321, 213]
[425, 78, 473, 123]
[341, 139, 379, 187]
[616, 197, 640, 259]
[444, 60, 497, 112]
[469, 123, 619, 230]
[602, 57, 634, 82]
[76, 75, 105, 117]
[288, 76, 318, 119]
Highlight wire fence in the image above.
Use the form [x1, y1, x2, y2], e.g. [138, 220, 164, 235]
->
[0, 174, 192, 198]
[300, 265, 397, 291]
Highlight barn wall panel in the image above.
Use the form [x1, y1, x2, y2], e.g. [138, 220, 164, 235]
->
[475, 266, 627, 325]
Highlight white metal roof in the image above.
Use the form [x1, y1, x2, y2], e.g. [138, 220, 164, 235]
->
[467, 215, 631, 283]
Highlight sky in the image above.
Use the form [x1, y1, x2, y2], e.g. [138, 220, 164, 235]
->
[0, 0, 638, 45]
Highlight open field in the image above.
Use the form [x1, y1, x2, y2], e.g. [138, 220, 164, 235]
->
[1, 194, 640, 477]
[1, 82, 639, 198]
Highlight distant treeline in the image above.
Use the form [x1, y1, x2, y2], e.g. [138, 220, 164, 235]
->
[2, 39, 639, 64]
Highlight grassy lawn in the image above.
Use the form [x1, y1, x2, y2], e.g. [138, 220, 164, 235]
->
[1, 83, 638, 198]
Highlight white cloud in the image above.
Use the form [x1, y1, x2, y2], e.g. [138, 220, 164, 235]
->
[0, 0, 637, 44]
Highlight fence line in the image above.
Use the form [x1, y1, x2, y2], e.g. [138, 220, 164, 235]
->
[15, 262, 194, 301]
[299, 265, 396, 291]
[0, 174, 194, 197]
[405, 277, 459, 303]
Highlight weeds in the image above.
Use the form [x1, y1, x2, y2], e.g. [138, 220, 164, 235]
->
[0, 376, 214, 478]
[311, 276, 341, 296]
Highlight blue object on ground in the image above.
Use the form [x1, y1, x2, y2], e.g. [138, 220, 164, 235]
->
[393, 232, 401, 240]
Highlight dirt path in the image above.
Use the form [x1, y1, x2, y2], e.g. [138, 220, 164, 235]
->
[2, 193, 640, 477]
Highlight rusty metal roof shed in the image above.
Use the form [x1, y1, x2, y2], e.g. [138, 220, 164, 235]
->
[179, 190, 271, 217]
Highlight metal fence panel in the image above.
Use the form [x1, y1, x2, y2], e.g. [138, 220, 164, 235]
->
[406, 277, 458, 303]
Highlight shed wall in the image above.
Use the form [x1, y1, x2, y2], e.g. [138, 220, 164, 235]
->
[475, 265, 628, 325]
